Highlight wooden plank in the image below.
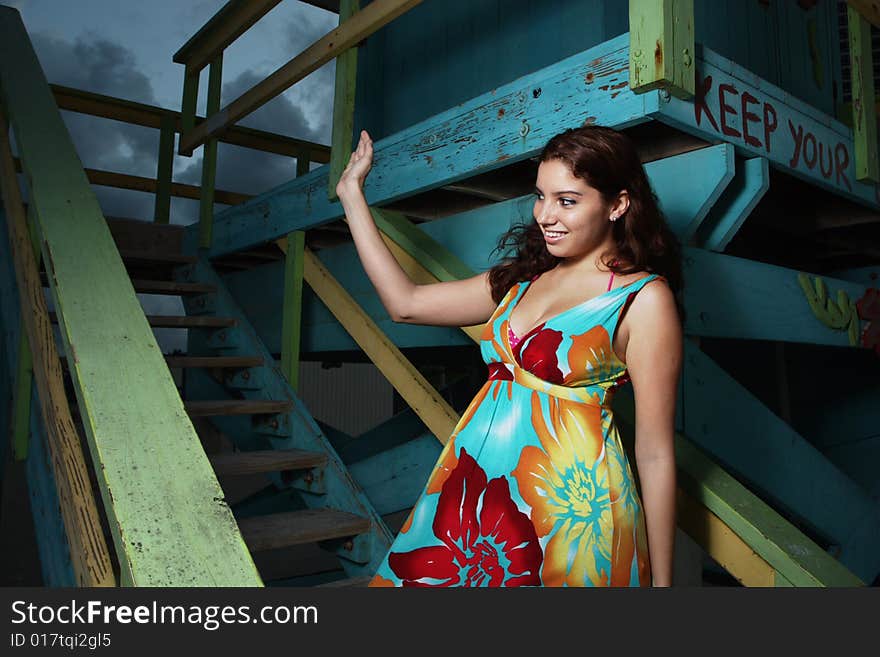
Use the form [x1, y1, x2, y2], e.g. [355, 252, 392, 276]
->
[128, 279, 217, 296]
[10, 327, 31, 459]
[682, 341, 880, 582]
[209, 448, 327, 476]
[179, 0, 425, 154]
[118, 250, 197, 265]
[0, 110, 115, 586]
[179, 69, 199, 141]
[199, 54, 223, 249]
[153, 113, 175, 224]
[637, 143, 734, 239]
[653, 43, 880, 211]
[237, 508, 370, 552]
[629, 0, 695, 98]
[164, 355, 263, 368]
[281, 231, 305, 389]
[695, 156, 770, 251]
[48, 313, 234, 329]
[848, 0, 880, 29]
[847, 6, 880, 182]
[0, 7, 262, 586]
[173, 0, 282, 72]
[301, 247, 460, 444]
[205, 34, 656, 256]
[675, 487, 775, 587]
[51, 84, 329, 161]
[185, 399, 294, 417]
[328, 0, 359, 200]
[15, 161, 254, 206]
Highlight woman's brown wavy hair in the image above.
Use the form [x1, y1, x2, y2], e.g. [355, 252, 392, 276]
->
[488, 125, 684, 319]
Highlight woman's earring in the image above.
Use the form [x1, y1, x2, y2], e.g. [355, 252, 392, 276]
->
[610, 214, 618, 222]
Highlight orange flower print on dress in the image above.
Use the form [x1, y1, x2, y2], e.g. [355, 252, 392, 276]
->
[564, 325, 619, 387]
[512, 392, 615, 586]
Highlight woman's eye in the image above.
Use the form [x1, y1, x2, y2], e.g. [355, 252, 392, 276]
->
[560, 198, 575, 207]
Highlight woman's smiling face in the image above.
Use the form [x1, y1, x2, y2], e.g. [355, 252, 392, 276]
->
[533, 159, 618, 261]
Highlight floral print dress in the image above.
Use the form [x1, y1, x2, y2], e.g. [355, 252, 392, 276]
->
[369, 272, 663, 587]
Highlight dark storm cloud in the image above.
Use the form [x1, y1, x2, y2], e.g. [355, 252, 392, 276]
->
[176, 68, 329, 197]
[29, 32, 162, 220]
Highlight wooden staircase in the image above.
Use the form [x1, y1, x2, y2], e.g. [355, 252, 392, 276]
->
[43, 217, 389, 586]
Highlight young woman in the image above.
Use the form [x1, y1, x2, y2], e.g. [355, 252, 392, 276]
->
[336, 125, 683, 587]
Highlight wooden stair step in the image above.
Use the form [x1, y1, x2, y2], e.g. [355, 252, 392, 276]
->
[184, 399, 293, 417]
[209, 449, 327, 476]
[48, 313, 235, 329]
[238, 509, 371, 552]
[130, 279, 217, 295]
[165, 356, 263, 368]
[145, 315, 235, 328]
[314, 576, 373, 588]
[117, 249, 197, 265]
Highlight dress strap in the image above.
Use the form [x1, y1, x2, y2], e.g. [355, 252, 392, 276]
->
[607, 258, 618, 291]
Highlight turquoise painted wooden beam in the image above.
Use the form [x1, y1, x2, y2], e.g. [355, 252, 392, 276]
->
[26, 394, 77, 586]
[0, 210, 75, 585]
[0, 7, 262, 586]
[827, 265, 880, 286]
[642, 143, 734, 239]
[651, 43, 880, 211]
[181, 256, 393, 575]
[694, 156, 770, 252]
[348, 433, 439, 515]
[683, 341, 880, 583]
[683, 248, 870, 347]
[201, 33, 659, 257]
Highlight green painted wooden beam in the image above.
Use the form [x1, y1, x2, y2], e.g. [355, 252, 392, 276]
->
[614, 390, 863, 587]
[281, 231, 305, 390]
[370, 208, 475, 281]
[153, 113, 175, 224]
[199, 54, 223, 249]
[0, 7, 261, 585]
[328, 0, 359, 201]
[847, 6, 879, 183]
[629, 0, 695, 98]
[179, 69, 199, 156]
[280, 156, 310, 389]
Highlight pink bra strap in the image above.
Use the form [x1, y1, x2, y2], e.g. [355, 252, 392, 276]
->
[607, 258, 618, 291]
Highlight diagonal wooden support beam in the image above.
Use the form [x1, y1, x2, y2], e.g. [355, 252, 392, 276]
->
[0, 6, 262, 586]
[299, 247, 459, 444]
[179, 0, 423, 155]
[0, 110, 115, 586]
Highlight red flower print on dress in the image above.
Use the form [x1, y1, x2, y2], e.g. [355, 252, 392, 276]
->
[387, 448, 543, 587]
[856, 287, 880, 356]
[514, 324, 564, 383]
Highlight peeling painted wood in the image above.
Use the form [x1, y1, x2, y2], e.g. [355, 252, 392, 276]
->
[204, 33, 656, 257]
[0, 7, 262, 586]
[629, 0, 695, 98]
[653, 42, 880, 210]
[846, 5, 879, 182]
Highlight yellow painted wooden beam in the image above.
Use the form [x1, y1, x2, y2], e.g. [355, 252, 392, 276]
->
[299, 247, 460, 444]
[676, 487, 775, 586]
[0, 110, 116, 587]
[179, 0, 423, 154]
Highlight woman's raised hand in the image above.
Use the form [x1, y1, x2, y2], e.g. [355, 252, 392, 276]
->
[336, 130, 373, 200]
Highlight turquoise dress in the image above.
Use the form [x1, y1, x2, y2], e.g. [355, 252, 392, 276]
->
[369, 273, 663, 587]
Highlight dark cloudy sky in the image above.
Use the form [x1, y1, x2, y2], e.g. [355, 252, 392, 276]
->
[4, 0, 337, 224]
[2, 0, 338, 351]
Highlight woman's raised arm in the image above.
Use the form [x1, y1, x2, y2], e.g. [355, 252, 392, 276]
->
[335, 130, 498, 327]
